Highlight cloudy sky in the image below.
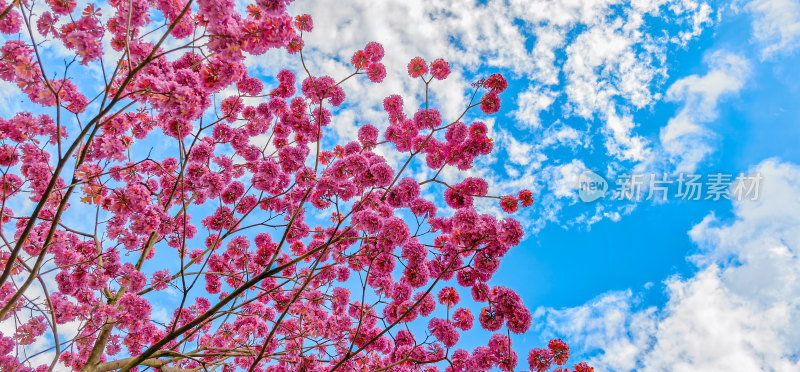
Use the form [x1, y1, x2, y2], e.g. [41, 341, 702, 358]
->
[258, 0, 800, 370]
[3, 0, 800, 370]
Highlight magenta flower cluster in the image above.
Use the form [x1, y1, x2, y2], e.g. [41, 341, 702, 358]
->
[0, 0, 591, 371]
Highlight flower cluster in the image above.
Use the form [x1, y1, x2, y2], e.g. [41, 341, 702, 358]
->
[408, 56, 451, 80]
[0, 1, 593, 371]
[528, 339, 594, 372]
[352, 41, 386, 82]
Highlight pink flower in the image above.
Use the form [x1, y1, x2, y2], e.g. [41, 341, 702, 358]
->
[445, 122, 468, 144]
[396, 177, 420, 202]
[403, 261, 430, 288]
[367, 63, 386, 83]
[407, 57, 428, 77]
[506, 305, 532, 334]
[458, 177, 488, 197]
[352, 210, 382, 233]
[1, 332, 17, 353]
[383, 95, 404, 116]
[428, 318, 459, 347]
[430, 58, 451, 80]
[381, 217, 409, 244]
[449, 349, 470, 371]
[469, 121, 488, 136]
[456, 268, 476, 287]
[500, 195, 519, 213]
[358, 124, 379, 146]
[369, 162, 394, 187]
[472, 282, 489, 302]
[410, 198, 437, 219]
[287, 35, 304, 53]
[401, 239, 428, 261]
[47, 0, 76, 15]
[452, 308, 473, 331]
[276, 69, 296, 85]
[0, 6, 21, 34]
[444, 188, 473, 209]
[364, 41, 384, 61]
[519, 189, 534, 207]
[237, 76, 264, 95]
[117, 293, 151, 328]
[36, 12, 57, 37]
[483, 73, 508, 93]
[478, 307, 504, 331]
[548, 339, 570, 365]
[499, 218, 524, 246]
[0, 145, 18, 167]
[415, 292, 436, 316]
[294, 14, 313, 32]
[151, 270, 171, 291]
[120, 264, 147, 292]
[437, 287, 460, 308]
[528, 348, 552, 372]
[480, 92, 501, 114]
[351, 50, 369, 69]
[413, 108, 442, 130]
[14, 316, 47, 345]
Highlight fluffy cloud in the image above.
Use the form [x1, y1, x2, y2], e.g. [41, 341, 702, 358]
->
[748, 0, 800, 58]
[659, 51, 750, 173]
[604, 109, 651, 162]
[513, 86, 557, 129]
[534, 159, 800, 371]
[534, 290, 657, 371]
[548, 159, 588, 199]
[498, 129, 535, 166]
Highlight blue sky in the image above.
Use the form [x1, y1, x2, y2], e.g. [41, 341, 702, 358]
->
[3, 0, 800, 370]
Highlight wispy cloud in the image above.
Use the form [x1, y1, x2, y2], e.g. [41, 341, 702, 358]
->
[748, 0, 800, 58]
[660, 51, 750, 173]
[534, 159, 800, 371]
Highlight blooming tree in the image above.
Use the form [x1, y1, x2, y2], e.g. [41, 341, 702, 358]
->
[0, 0, 593, 371]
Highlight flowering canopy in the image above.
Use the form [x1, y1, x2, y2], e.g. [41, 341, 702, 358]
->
[0, 0, 592, 371]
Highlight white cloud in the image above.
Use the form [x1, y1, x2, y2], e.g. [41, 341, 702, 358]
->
[513, 86, 557, 129]
[748, 0, 800, 58]
[604, 109, 651, 162]
[535, 159, 800, 371]
[660, 51, 750, 172]
[499, 129, 535, 166]
[566, 14, 666, 112]
[527, 26, 568, 85]
[673, 1, 714, 45]
[539, 124, 587, 149]
[549, 159, 587, 199]
[534, 290, 657, 372]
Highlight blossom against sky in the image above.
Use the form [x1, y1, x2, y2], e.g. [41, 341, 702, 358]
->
[2, 0, 799, 370]
[236, 0, 800, 369]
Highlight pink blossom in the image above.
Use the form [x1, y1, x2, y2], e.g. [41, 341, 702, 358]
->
[0, 8, 590, 369]
[364, 41, 384, 61]
[438, 287, 460, 308]
[430, 58, 451, 80]
[367, 63, 386, 83]
[428, 318, 459, 347]
[408, 57, 428, 77]
[452, 308, 473, 331]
